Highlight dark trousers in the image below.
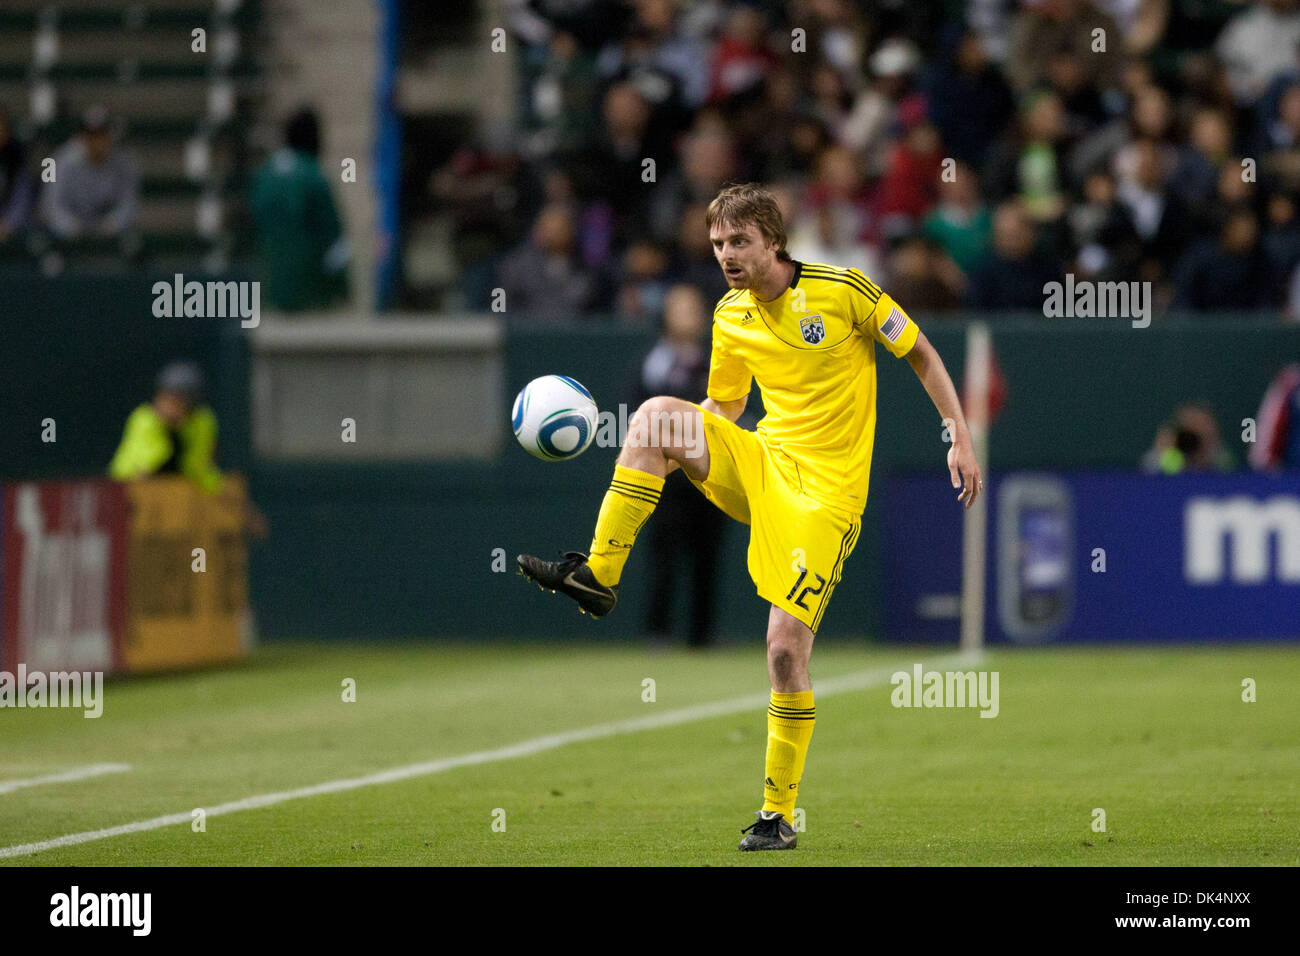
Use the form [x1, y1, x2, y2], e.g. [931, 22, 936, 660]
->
[644, 472, 727, 645]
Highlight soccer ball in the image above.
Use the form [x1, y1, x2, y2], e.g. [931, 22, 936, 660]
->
[511, 374, 599, 461]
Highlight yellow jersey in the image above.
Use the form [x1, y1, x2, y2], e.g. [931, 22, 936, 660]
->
[706, 260, 919, 515]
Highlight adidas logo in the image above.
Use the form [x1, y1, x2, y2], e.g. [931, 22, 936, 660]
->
[741, 311, 755, 326]
[764, 776, 778, 790]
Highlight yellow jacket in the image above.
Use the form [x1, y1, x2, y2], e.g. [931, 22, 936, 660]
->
[108, 404, 223, 493]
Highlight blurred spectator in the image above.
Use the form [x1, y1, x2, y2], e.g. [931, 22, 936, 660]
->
[841, 38, 926, 177]
[636, 284, 726, 647]
[522, 29, 604, 155]
[745, 68, 816, 181]
[109, 361, 267, 535]
[966, 202, 1062, 309]
[431, 143, 524, 309]
[497, 201, 598, 319]
[505, 0, 632, 53]
[1174, 106, 1233, 207]
[1046, 48, 1111, 136]
[1215, 0, 1300, 106]
[887, 236, 965, 311]
[789, 145, 882, 271]
[1097, 0, 1171, 53]
[1070, 82, 1174, 185]
[773, 115, 832, 182]
[708, 3, 779, 104]
[923, 161, 994, 274]
[1114, 137, 1193, 285]
[1198, 155, 1259, 234]
[1067, 169, 1141, 279]
[1259, 84, 1300, 196]
[0, 105, 32, 240]
[788, 202, 883, 279]
[1157, 0, 1239, 69]
[875, 119, 945, 237]
[1005, 0, 1124, 97]
[250, 108, 350, 311]
[647, 125, 737, 242]
[1262, 79, 1300, 155]
[595, 35, 694, 156]
[1252, 42, 1300, 146]
[1141, 401, 1235, 473]
[1286, 256, 1300, 316]
[969, 0, 1021, 63]
[1249, 363, 1300, 467]
[1176, 46, 1238, 111]
[808, 62, 856, 139]
[596, 0, 711, 110]
[922, 28, 1016, 169]
[40, 106, 138, 239]
[1261, 191, 1300, 295]
[1173, 208, 1274, 308]
[562, 81, 665, 245]
[614, 237, 673, 324]
[986, 90, 1071, 224]
[795, 0, 867, 87]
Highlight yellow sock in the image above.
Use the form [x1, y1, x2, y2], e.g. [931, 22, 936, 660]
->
[585, 465, 664, 586]
[762, 689, 815, 820]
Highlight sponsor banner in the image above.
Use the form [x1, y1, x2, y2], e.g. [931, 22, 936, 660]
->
[0, 481, 127, 672]
[881, 472, 1300, 643]
[123, 476, 250, 673]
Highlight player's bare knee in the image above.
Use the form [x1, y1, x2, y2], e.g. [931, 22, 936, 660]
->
[618, 398, 667, 466]
[628, 397, 687, 458]
[766, 637, 800, 683]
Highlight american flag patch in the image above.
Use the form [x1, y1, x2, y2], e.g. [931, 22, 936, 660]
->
[880, 305, 907, 342]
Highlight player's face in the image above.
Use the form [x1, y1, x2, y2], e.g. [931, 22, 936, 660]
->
[710, 220, 777, 289]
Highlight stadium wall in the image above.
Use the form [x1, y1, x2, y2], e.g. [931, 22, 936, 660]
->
[3, 276, 1297, 641]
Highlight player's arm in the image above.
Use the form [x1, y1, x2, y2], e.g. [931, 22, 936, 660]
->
[701, 306, 750, 425]
[847, 274, 983, 508]
[905, 329, 983, 508]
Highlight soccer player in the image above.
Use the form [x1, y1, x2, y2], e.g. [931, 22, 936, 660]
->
[518, 182, 982, 850]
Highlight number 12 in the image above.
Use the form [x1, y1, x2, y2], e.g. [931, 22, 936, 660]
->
[786, 567, 827, 610]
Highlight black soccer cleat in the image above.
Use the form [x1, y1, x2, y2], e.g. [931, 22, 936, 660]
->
[516, 551, 619, 619]
[738, 810, 798, 851]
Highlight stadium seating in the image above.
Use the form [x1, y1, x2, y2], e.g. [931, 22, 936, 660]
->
[0, 0, 263, 273]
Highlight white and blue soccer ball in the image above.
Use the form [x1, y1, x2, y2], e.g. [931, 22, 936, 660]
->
[511, 374, 599, 461]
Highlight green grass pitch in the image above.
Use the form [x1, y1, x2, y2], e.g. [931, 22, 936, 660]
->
[1, 641, 1295, 866]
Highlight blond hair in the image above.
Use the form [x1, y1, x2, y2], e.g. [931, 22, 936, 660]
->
[705, 183, 791, 262]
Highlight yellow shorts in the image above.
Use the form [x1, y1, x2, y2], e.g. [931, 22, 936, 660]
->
[686, 405, 862, 633]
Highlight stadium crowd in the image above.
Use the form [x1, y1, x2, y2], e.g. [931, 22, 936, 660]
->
[437, 0, 1300, 319]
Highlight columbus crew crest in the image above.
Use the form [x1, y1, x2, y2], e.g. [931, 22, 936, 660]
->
[799, 314, 825, 344]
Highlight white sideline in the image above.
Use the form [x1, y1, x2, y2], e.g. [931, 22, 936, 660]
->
[0, 652, 977, 860]
[0, 763, 131, 796]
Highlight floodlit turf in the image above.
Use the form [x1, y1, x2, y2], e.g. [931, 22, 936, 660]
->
[0, 641, 1296, 866]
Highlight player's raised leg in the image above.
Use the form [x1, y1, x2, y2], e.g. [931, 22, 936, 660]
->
[517, 397, 709, 617]
[740, 605, 815, 850]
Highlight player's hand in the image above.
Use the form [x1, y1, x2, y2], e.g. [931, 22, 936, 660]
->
[947, 441, 983, 509]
